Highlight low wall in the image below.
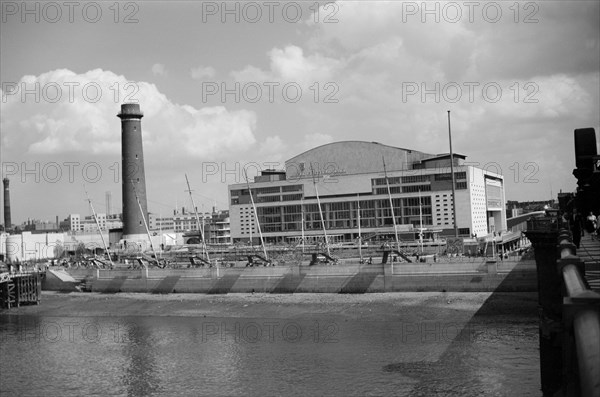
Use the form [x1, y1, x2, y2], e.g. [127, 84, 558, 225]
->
[44, 261, 537, 293]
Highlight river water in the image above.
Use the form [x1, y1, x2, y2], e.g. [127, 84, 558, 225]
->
[0, 304, 540, 396]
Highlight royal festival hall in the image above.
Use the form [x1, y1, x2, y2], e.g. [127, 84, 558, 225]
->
[228, 141, 507, 245]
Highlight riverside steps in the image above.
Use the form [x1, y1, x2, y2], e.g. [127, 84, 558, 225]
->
[43, 256, 537, 294]
[526, 216, 600, 397]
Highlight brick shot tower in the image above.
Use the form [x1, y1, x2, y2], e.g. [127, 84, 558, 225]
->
[118, 103, 149, 241]
[3, 178, 11, 231]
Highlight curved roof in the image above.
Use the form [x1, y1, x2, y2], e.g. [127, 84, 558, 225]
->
[285, 141, 433, 177]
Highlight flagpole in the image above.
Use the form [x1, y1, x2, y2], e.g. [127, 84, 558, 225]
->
[448, 110, 458, 238]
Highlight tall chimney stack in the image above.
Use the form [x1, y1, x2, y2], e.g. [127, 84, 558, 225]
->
[118, 103, 149, 240]
[3, 178, 11, 231]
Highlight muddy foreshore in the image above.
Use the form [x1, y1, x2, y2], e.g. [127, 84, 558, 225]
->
[1, 291, 538, 322]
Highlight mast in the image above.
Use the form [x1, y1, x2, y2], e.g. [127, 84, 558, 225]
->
[382, 156, 400, 250]
[130, 180, 159, 267]
[357, 195, 363, 262]
[185, 174, 210, 262]
[310, 163, 331, 257]
[83, 185, 114, 268]
[419, 188, 423, 253]
[301, 198, 305, 254]
[158, 211, 162, 251]
[244, 168, 268, 261]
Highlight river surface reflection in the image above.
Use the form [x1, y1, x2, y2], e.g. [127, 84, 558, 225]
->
[1, 310, 540, 396]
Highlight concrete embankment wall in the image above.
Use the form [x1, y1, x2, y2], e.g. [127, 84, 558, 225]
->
[45, 261, 537, 293]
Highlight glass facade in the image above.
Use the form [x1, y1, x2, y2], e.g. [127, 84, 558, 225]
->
[256, 197, 433, 233]
[232, 166, 501, 241]
[230, 185, 304, 205]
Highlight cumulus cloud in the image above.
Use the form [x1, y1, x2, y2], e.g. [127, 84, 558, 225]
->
[258, 135, 287, 163]
[151, 63, 167, 76]
[231, 45, 344, 90]
[0, 68, 257, 159]
[308, 1, 598, 81]
[223, 0, 597, 197]
[190, 65, 216, 80]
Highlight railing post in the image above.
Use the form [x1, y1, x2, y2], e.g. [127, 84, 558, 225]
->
[383, 262, 392, 292]
[142, 266, 148, 291]
[558, 251, 583, 396]
[525, 220, 563, 396]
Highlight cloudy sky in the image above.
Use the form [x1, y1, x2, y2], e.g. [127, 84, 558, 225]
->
[1, 1, 599, 225]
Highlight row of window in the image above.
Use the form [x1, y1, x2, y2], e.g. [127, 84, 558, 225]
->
[231, 185, 303, 197]
[372, 182, 467, 195]
[372, 172, 467, 186]
[232, 180, 470, 205]
[254, 198, 435, 232]
[434, 172, 467, 181]
[259, 216, 438, 232]
[373, 185, 432, 195]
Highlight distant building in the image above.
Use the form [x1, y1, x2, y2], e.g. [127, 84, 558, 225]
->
[207, 209, 231, 244]
[149, 208, 231, 244]
[148, 213, 175, 231]
[61, 213, 123, 233]
[149, 207, 209, 233]
[2, 231, 67, 262]
[21, 217, 61, 232]
[506, 200, 556, 217]
[228, 141, 507, 244]
[173, 208, 209, 233]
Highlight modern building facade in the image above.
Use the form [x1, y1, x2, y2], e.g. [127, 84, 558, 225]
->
[228, 141, 506, 244]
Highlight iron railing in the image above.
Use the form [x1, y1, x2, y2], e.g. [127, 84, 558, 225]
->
[558, 229, 600, 397]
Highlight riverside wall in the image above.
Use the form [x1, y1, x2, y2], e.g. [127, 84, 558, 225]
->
[43, 260, 537, 293]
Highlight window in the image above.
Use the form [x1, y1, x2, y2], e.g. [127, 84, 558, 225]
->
[402, 185, 431, 193]
[282, 194, 302, 201]
[402, 175, 429, 183]
[435, 172, 467, 181]
[282, 185, 303, 192]
[259, 195, 281, 203]
[256, 186, 281, 194]
[375, 186, 401, 195]
[372, 177, 400, 186]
